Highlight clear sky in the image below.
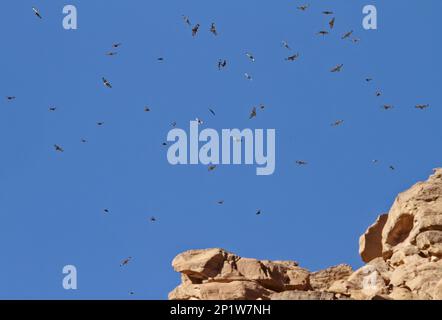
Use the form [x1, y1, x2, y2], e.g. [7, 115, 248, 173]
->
[0, 0, 441, 299]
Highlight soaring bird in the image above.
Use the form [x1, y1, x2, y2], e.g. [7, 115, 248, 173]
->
[182, 15, 191, 26]
[286, 53, 300, 61]
[196, 118, 204, 125]
[296, 160, 308, 165]
[208, 165, 217, 171]
[382, 104, 394, 110]
[282, 41, 291, 50]
[330, 64, 344, 72]
[297, 5, 309, 11]
[105, 52, 118, 56]
[171, 121, 177, 127]
[217, 200, 224, 205]
[218, 59, 227, 70]
[54, 144, 64, 152]
[6, 96, 16, 101]
[208, 108, 216, 116]
[97, 122, 105, 126]
[244, 73, 253, 81]
[256, 210, 262, 215]
[317, 30, 329, 36]
[112, 43, 122, 48]
[49, 107, 57, 111]
[103, 209, 109, 214]
[329, 17, 336, 29]
[144, 107, 151, 112]
[376, 91, 382, 97]
[389, 165, 396, 171]
[157, 57, 164, 62]
[246, 52, 255, 62]
[249, 107, 257, 119]
[341, 30, 353, 40]
[102, 77, 112, 88]
[81, 138, 88, 143]
[210, 23, 218, 36]
[192, 24, 200, 37]
[331, 120, 344, 127]
[323, 11, 334, 15]
[415, 104, 430, 110]
[366, 78, 373, 82]
[120, 257, 132, 267]
[149, 216, 157, 223]
[32, 7, 42, 19]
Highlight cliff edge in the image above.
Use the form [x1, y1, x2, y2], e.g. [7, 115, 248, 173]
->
[169, 169, 442, 300]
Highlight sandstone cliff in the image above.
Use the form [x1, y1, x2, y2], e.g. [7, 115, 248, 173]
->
[169, 169, 442, 300]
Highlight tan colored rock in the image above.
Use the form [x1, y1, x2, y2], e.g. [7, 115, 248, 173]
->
[169, 281, 272, 300]
[310, 264, 353, 291]
[270, 290, 336, 300]
[359, 214, 388, 263]
[170, 169, 442, 300]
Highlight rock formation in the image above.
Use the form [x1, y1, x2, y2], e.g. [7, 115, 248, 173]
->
[169, 169, 442, 300]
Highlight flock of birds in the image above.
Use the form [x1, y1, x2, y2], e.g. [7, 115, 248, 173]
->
[4, 5, 432, 295]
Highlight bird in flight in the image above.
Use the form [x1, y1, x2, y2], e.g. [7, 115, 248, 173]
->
[49, 107, 57, 111]
[330, 64, 344, 72]
[415, 104, 430, 110]
[246, 52, 255, 62]
[120, 257, 132, 267]
[102, 77, 112, 88]
[195, 118, 204, 125]
[331, 120, 344, 127]
[375, 91, 382, 97]
[217, 200, 224, 205]
[249, 107, 257, 119]
[6, 96, 16, 101]
[54, 144, 64, 152]
[32, 7, 42, 19]
[210, 23, 218, 36]
[317, 30, 329, 36]
[382, 104, 394, 110]
[149, 216, 157, 223]
[157, 57, 164, 62]
[81, 138, 88, 143]
[208, 165, 217, 171]
[341, 30, 353, 40]
[389, 165, 396, 171]
[297, 5, 309, 11]
[323, 11, 334, 15]
[112, 43, 122, 48]
[144, 107, 151, 112]
[256, 210, 262, 216]
[218, 59, 227, 70]
[372, 160, 379, 164]
[192, 24, 200, 37]
[286, 53, 300, 61]
[244, 73, 253, 81]
[295, 160, 308, 166]
[329, 17, 336, 29]
[208, 108, 216, 116]
[282, 41, 291, 50]
[365, 78, 373, 83]
[103, 209, 110, 214]
[97, 122, 105, 126]
[105, 52, 118, 56]
[182, 15, 191, 26]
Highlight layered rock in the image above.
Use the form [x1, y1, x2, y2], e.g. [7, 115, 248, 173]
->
[169, 169, 442, 300]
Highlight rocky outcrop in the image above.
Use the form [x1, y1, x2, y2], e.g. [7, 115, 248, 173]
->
[169, 169, 442, 300]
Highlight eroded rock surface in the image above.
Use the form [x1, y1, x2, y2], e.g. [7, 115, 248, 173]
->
[169, 169, 442, 300]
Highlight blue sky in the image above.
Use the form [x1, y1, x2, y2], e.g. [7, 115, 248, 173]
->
[0, 0, 441, 299]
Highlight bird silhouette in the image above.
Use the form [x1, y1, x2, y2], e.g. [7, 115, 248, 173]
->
[192, 24, 200, 37]
[330, 64, 344, 72]
[102, 77, 112, 88]
[32, 7, 42, 19]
